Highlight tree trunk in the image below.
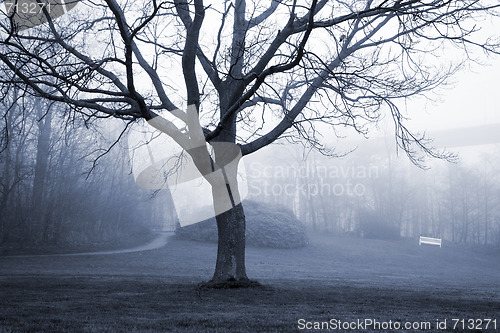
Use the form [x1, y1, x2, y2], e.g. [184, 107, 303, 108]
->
[212, 201, 248, 282]
[0, 134, 12, 244]
[206, 146, 250, 284]
[203, 68, 255, 286]
[201, 136, 257, 286]
[32, 102, 52, 243]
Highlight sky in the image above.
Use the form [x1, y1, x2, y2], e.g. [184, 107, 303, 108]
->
[405, 56, 500, 132]
[393, 12, 500, 136]
[395, 53, 500, 163]
[343, 45, 500, 166]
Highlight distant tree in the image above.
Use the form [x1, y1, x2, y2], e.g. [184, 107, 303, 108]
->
[1, 0, 500, 285]
[476, 152, 500, 245]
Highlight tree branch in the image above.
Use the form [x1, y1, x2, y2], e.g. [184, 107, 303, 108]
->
[175, 0, 205, 109]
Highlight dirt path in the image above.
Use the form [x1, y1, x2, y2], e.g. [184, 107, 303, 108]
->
[5, 232, 174, 258]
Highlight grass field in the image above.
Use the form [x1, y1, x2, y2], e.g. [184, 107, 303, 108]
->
[0, 233, 499, 332]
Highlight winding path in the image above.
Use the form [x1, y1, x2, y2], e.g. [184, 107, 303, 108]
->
[4, 232, 173, 258]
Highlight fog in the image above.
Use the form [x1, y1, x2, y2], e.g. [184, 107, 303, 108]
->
[3, 0, 500, 251]
[0, 102, 177, 250]
[2, 93, 500, 248]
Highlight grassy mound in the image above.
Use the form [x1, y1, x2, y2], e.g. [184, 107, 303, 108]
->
[175, 200, 308, 248]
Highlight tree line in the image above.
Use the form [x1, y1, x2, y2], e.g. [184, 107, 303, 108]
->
[0, 93, 175, 248]
[246, 143, 500, 246]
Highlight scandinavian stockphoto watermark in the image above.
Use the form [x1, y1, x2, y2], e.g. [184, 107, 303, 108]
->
[1, 0, 79, 31]
[128, 106, 378, 225]
[247, 162, 379, 198]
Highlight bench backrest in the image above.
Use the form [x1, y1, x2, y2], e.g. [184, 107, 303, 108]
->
[419, 236, 442, 247]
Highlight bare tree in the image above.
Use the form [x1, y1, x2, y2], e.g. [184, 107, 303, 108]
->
[1, 0, 499, 285]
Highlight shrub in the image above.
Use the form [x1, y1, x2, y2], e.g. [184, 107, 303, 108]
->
[176, 200, 308, 248]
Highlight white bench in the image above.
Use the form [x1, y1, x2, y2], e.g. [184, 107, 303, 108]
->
[419, 236, 442, 247]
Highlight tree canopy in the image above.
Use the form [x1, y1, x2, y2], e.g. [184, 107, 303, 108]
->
[2, 0, 499, 161]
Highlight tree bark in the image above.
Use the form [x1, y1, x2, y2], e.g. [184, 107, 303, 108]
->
[32, 102, 52, 243]
[207, 142, 249, 284]
[0, 107, 14, 244]
[212, 200, 248, 282]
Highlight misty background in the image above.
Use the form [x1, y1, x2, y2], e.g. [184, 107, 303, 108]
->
[2, 58, 500, 249]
